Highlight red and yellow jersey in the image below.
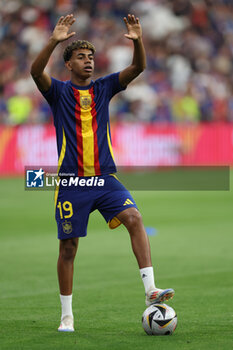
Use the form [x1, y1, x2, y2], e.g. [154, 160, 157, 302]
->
[42, 73, 125, 176]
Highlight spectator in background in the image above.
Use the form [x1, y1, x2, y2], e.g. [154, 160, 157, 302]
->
[172, 86, 201, 124]
[0, 0, 232, 124]
[7, 94, 32, 124]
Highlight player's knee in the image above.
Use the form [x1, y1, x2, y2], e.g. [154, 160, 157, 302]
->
[61, 247, 76, 261]
[59, 238, 78, 262]
[123, 209, 142, 230]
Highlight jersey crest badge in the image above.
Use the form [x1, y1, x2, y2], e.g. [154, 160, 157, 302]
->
[62, 220, 73, 234]
[80, 95, 92, 110]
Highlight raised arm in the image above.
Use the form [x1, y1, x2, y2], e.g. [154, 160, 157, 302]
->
[119, 14, 146, 87]
[30, 14, 76, 92]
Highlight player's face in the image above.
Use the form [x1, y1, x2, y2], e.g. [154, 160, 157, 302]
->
[66, 49, 94, 78]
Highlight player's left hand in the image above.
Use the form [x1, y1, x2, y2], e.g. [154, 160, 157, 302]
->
[123, 14, 142, 41]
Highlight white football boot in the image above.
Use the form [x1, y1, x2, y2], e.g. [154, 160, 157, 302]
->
[58, 315, 74, 332]
[146, 288, 175, 306]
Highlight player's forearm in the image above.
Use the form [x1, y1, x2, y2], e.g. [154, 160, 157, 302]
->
[119, 37, 146, 87]
[30, 37, 59, 78]
[131, 37, 146, 73]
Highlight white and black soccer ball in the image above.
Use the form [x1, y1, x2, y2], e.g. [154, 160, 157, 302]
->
[142, 303, 177, 335]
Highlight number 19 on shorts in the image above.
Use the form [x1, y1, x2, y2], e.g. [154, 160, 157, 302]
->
[57, 201, 73, 219]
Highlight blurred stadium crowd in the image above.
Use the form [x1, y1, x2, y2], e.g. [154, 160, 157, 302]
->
[0, 0, 232, 124]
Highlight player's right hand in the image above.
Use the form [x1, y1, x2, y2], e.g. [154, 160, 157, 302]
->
[51, 14, 76, 43]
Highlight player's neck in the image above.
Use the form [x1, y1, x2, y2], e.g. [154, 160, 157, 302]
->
[71, 75, 92, 87]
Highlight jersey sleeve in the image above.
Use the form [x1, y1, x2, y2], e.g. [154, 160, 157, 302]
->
[99, 72, 126, 99]
[41, 77, 65, 107]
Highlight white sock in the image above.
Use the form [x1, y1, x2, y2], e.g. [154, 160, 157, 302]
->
[140, 267, 156, 294]
[60, 294, 73, 319]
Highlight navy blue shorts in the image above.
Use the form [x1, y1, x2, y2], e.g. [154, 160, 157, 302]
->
[55, 174, 137, 240]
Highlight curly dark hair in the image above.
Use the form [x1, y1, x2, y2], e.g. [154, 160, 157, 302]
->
[63, 40, 96, 62]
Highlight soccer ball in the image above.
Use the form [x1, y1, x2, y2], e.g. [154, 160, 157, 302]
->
[142, 303, 177, 335]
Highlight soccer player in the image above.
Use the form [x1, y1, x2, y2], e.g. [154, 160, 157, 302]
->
[31, 14, 174, 332]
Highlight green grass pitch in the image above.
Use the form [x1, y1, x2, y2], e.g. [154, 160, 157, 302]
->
[0, 174, 233, 350]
